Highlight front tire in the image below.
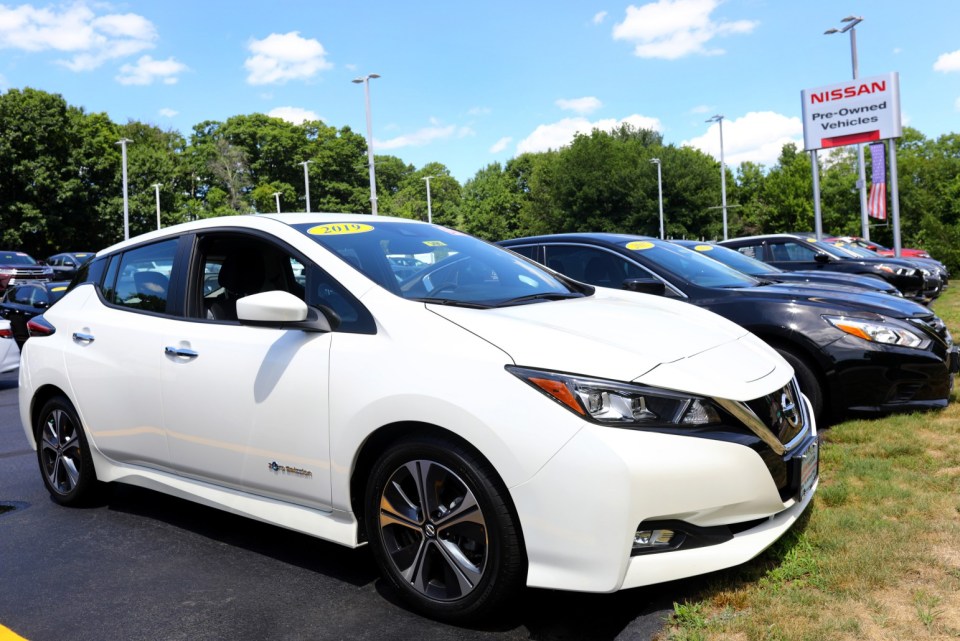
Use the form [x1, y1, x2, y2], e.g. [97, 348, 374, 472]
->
[35, 395, 99, 505]
[364, 435, 525, 623]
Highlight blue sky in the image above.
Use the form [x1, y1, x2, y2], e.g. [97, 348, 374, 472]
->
[2, 0, 959, 183]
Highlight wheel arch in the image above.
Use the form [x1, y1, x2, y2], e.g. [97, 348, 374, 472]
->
[349, 420, 527, 552]
[27, 384, 71, 444]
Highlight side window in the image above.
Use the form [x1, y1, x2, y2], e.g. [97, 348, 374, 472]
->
[775, 242, 817, 262]
[195, 232, 374, 333]
[733, 244, 761, 260]
[11, 286, 34, 305]
[105, 239, 178, 314]
[543, 245, 629, 288]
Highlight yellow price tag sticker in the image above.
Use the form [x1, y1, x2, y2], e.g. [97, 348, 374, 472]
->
[626, 241, 655, 251]
[307, 223, 374, 236]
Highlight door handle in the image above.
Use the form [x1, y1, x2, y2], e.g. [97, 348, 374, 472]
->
[72, 332, 95, 344]
[164, 346, 198, 359]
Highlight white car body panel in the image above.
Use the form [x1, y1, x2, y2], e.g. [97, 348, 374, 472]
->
[19, 213, 817, 597]
[0, 319, 19, 373]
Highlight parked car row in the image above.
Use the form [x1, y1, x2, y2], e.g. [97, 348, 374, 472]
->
[0, 250, 95, 295]
[12, 215, 957, 623]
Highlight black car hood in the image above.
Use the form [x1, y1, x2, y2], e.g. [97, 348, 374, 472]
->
[732, 282, 931, 319]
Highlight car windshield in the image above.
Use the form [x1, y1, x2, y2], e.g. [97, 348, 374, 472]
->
[623, 239, 759, 288]
[831, 242, 881, 259]
[294, 220, 583, 307]
[0, 252, 38, 265]
[802, 238, 854, 258]
[674, 241, 783, 276]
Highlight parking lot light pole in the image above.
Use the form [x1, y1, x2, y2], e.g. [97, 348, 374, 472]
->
[705, 115, 728, 240]
[272, 191, 282, 214]
[116, 138, 132, 240]
[825, 15, 870, 241]
[352, 73, 381, 215]
[152, 183, 162, 230]
[423, 175, 435, 224]
[650, 159, 664, 239]
[300, 160, 312, 213]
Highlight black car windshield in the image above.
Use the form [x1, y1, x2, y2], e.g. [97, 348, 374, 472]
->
[831, 242, 882, 259]
[673, 241, 783, 277]
[801, 237, 856, 259]
[0, 252, 38, 265]
[294, 220, 582, 307]
[622, 239, 759, 288]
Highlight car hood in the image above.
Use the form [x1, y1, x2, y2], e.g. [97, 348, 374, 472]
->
[766, 270, 897, 291]
[428, 288, 791, 402]
[743, 282, 932, 318]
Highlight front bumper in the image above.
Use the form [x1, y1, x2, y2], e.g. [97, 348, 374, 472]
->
[824, 334, 955, 414]
[509, 396, 817, 593]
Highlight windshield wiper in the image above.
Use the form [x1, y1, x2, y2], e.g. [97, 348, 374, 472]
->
[495, 292, 585, 307]
[414, 297, 493, 309]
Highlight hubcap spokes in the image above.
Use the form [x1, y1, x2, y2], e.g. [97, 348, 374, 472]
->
[39, 409, 81, 495]
[379, 460, 488, 601]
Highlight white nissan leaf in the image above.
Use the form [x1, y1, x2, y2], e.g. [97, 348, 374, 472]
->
[19, 214, 818, 622]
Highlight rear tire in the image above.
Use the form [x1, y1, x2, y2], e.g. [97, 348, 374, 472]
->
[775, 348, 824, 425]
[364, 435, 525, 623]
[35, 395, 99, 506]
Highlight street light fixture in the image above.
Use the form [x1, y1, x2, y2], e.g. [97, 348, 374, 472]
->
[300, 160, 313, 213]
[825, 15, 870, 240]
[705, 115, 729, 240]
[423, 175, 436, 224]
[116, 138, 132, 240]
[352, 73, 381, 215]
[649, 159, 664, 240]
[152, 183, 162, 230]
[272, 191, 282, 214]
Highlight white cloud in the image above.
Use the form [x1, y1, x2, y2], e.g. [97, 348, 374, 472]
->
[268, 106, 321, 124]
[376, 123, 473, 150]
[0, 3, 157, 70]
[933, 50, 960, 73]
[245, 31, 332, 85]
[612, 0, 757, 60]
[592, 11, 608, 25]
[955, 97, 960, 112]
[517, 114, 662, 155]
[689, 104, 710, 114]
[489, 136, 512, 153]
[158, 107, 178, 118]
[468, 106, 491, 116]
[116, 55, 187, 85]
[556, 96, 602, 115]
[682, 111, 802, 167]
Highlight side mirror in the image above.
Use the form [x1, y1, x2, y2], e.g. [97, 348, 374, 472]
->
[32, 301, 49, 310]
[814, 253, 831, 264]
[237, 291, 340, 332]
[622, 278, 666, 296]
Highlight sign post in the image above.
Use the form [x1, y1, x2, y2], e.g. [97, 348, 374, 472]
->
[800, 72, 902, 253]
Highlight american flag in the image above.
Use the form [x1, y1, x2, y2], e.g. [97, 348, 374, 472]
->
[867, 143, 886, 220]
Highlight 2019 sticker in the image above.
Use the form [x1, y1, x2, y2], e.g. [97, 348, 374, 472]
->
[307, 223, 374, 236]
[626, 241, 655, 251]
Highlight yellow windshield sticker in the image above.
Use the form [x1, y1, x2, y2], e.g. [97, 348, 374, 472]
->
[51, 286, 67, 292]
[307, 223, 374, 236]
[423, 240, 447, 247]
[626, 241, 655, 251]
[694, 244, 713, 252]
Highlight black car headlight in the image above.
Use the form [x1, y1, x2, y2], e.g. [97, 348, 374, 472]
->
[507, 366, 721, 428]
[824, 315, 928, 349]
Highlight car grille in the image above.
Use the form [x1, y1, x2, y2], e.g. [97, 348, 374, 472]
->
[715, 377, 809, 455]
[11, 268, 50, 278]
[909, 315, 953, 346]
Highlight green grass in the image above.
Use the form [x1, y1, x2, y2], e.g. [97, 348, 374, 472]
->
[659, 287, 960, 641]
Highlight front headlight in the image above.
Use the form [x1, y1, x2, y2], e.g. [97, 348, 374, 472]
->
[506, 366, 721, 428]
[824, 315, 928, 349]
[877, 264, 913, 277]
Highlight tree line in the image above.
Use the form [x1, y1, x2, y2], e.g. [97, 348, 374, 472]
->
[2, 87, 959, 272]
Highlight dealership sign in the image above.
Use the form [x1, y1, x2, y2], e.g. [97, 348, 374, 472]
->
[801, 72, 902, 151]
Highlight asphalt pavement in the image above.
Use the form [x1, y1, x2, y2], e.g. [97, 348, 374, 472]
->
[0, 369, 677, 641]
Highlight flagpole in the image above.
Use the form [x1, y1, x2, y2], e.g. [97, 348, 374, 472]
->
[888, 138, 901, 257]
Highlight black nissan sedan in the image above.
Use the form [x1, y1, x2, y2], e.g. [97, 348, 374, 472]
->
[717, 233, 934, 302]
[499, 233, 958, 424]
[0, 281, 70, 348]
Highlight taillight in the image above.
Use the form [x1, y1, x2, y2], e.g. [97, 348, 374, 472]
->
[0, 326, 13, 339]
[27, 316, 56, 338]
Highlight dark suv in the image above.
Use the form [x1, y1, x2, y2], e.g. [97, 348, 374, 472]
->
[0, 251, 54, 293]
[500, 233, 959, 424]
